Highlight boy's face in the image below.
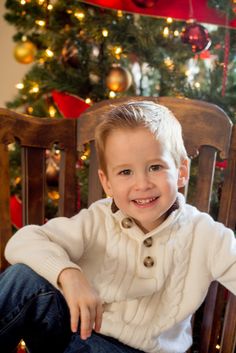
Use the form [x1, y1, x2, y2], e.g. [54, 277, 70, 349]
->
[98, 127, 188, 233]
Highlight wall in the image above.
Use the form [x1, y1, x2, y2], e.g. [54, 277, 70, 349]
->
[0, 2, 29, 108]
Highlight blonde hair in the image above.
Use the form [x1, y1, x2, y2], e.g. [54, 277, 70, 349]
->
[95, 101, 187, 174]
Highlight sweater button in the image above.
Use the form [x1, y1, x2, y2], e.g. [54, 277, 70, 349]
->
[143, 256, 154, 267]
[121, 217, 133, 229]
[143, 237, 153, 247]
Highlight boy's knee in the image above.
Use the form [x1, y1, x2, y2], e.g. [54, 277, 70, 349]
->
[2, 264, 52, 291]
[4, 263, 38, 281]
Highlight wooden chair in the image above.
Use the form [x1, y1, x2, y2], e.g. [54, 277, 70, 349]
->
[0, 97, 235, 353]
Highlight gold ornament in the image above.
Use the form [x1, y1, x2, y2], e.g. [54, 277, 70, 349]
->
[106, 66, 132, 92]
[13, 41, 37, 64]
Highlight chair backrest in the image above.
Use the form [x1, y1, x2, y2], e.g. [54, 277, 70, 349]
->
[0, 109, 78, 271]
[0, 97, 235, 353]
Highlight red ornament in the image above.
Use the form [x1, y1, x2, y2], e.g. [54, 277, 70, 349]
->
[216, 160, 227, 170]
[10, 195, 22, 229]
[132, 0, 158, 8]
[181, 22, 211, 53]
[52, 91, 90, 118]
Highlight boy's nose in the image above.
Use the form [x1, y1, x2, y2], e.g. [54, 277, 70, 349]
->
[134, 173, 152, 190]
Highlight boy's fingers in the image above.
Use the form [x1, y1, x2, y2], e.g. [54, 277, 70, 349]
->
[94, 303, 103, 332]
[80, 306, 92, 340]
[70, 306, 80, 333]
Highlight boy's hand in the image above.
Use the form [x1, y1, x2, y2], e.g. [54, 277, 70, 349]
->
[58, 268, 103, 340]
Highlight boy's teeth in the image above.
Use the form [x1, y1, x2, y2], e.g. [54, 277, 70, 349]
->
[135, 198, 156, 204]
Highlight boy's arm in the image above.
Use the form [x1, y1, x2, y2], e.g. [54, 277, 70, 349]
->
[210, 223, 236, 294]
[58, 268, 103, 339]
[4, 208, 96, 288]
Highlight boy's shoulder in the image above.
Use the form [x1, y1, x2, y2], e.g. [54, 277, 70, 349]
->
[183, 200, 231, 237]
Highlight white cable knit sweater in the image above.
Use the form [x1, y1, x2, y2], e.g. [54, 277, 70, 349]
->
[5, 193, 236, 353]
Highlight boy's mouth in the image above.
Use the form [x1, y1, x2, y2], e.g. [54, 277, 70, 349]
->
[132, 197, 158, 205]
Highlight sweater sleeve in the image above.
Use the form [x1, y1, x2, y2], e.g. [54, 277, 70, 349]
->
[5, 207, 95, 288]
[210, 221, 236, 294]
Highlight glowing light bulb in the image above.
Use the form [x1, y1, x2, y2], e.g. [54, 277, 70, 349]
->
[102, 29, 109, 37]
[74, 12, 85, 20]
[85, 98, 92, 104]
[29, 84, 39, 94]
[16, 83, 24, 90]
[117, 10, 123, 17]
[45, 48, 54, 57]
[49, 105, 56, 118]
[109, 91, 116, 98]
[35, 20, 46, 27]
[163, 27, 169, 38]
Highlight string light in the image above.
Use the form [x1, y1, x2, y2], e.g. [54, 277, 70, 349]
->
[216, 344, 220, 350]
[35, 20, 46, 27]
[117, 10, 123, 17]
[48, 190, 60, 201]
[14, 177, 21, 186]
[109, 91, 116, 98]
[45, 48, 54, 58]
[47, 4, 53, 11]
[48, 105, 57, 118]
[163, 27, 169, 38]
[85, 98, 92, 104]
[29, 83, 39, 94]
[166, 17, 173, 23]
[194, 82, 200, 88]
[27, 106, 34, 114]
[112, 46, 123, 59]
[20, 0, 26, 5]
[102, 29, 109, 37]
[81, 154, 87, 161]
[16, 83, 24, 90]
[164, 57, 174, 70]
[174, 30, 180, 37]
[37, 0, 45, 4]
[74, 11, 85, 20]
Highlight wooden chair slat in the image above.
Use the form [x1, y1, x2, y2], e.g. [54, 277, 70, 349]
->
[218, 125, 236, 229]
[88, 141, 103, 206]
[193, 146, 216, 212]
[220, 292, 236, 353]
[199, 282, 226, 353]
[0, 144, 11, 270]
[21, 147, 46, 225]
[58, 149, 77, 218]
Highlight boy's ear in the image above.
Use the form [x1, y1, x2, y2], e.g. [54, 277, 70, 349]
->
[177, 158, 189, 188]
[98, 169, 113, 197]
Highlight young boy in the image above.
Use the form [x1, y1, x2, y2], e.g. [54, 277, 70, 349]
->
[1, 101, 235, 353]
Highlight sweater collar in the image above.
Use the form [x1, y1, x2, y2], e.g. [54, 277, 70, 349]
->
[111, 192, 186, 237]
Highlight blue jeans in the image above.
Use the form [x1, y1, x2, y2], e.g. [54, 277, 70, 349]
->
[0, 264, 145, 353]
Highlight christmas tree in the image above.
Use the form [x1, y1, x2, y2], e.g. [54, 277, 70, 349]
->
[3, 0, 236, 224]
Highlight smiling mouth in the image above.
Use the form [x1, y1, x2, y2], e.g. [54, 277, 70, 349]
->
[133, 197, 158, 205]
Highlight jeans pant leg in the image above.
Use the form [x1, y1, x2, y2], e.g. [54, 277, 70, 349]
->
[0, 263, 72, 353]
[64, 331, 146, 353]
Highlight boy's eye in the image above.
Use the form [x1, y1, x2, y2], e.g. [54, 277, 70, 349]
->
[149, 164, 162, 172]
[119, 169, 132, 176]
